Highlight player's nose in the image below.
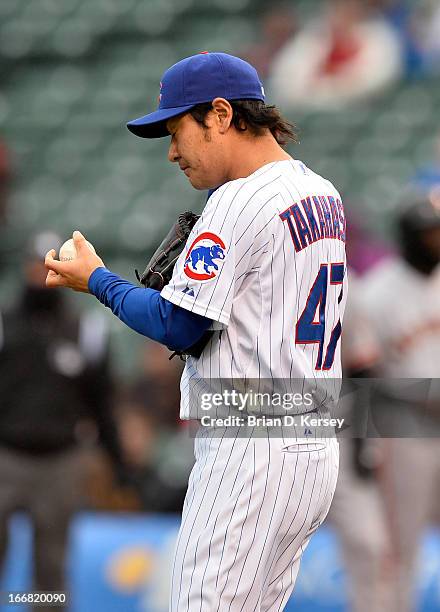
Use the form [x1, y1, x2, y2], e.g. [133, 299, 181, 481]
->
[168, 138, 179, 163]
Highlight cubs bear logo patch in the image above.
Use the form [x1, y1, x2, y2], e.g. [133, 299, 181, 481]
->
[184, 232, 226, 281]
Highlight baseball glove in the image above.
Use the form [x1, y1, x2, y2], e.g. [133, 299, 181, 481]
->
[136, 211, 212, 358]
[136, 211, 200, 290]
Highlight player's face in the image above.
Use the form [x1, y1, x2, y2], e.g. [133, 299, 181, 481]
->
[166, 112, 229, 190]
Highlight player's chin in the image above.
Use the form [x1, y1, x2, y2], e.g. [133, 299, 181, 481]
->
[187, 172, 217, 191]
[187, 175, 208, 190]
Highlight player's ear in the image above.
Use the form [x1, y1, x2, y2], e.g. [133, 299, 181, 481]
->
[211, 98, 233, 133]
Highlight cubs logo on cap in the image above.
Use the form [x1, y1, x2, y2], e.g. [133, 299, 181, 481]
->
[184, 232, 226, 281]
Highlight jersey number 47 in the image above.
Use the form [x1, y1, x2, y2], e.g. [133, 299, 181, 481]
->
[296, 263, 345, 370]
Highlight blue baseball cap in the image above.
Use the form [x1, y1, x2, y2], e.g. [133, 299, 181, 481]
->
[127, 52, 265, 139]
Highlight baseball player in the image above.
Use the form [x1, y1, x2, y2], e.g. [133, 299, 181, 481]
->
[329, 269, 393, 612]
[359, 189, 440, 612]
[44, 52, 347, 610]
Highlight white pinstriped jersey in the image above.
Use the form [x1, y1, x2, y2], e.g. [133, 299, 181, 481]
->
[161, 158, 347, 418]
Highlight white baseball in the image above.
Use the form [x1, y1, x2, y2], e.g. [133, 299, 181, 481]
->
[59, 237, 96, 261]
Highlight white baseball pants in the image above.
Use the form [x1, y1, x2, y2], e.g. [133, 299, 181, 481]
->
[170, 428, 339, 612]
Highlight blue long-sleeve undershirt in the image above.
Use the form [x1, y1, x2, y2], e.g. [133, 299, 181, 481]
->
[88, 267, 212, 352]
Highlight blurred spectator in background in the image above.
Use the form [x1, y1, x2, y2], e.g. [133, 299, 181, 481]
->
[371, 0, 426, 77]
[388, 0, 440, 76]
[115, 379, 194, 513]
[269, 0, 403, 111]
[0, 231, 126, 610]
[242, 4, 298, 79]
[133, 342, 182, 429]
[359, 190, 440, 612]
[112, 341, 192, 513]
[330, 269, 393, 612]
[369, 0, 440, 76]
[89, 342, 187, 512]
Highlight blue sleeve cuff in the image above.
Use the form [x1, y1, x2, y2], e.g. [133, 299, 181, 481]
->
[88, 267, 211, 352]
[88, 267, 112, 296]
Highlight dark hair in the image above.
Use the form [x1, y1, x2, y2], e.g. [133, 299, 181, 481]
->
[189, 100, 298, 146]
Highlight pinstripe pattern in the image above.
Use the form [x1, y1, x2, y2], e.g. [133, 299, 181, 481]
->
[162, 159, 347, 419]
[165, 159, 345, 610]
[170, 431, 339, 611]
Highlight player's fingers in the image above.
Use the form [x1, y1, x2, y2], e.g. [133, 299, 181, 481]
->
[73, 230, 88, 253]
[45, 248, 56, 259]
[45, 269, 68, 288]
[45, 269, 57, 288]
[44, 249, 63, 273]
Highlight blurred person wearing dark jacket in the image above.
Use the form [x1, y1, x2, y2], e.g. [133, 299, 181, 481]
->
[0, 231, 125, 610]
[135, 341, 182, 429]
[116, 384, 194, 513]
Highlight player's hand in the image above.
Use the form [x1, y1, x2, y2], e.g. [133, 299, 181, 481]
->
[45, 230, 105, 293]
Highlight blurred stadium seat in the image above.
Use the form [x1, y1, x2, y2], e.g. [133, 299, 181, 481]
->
[1, 0, 438, 261]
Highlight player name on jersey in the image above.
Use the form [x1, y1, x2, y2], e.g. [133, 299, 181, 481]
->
[280, 194, 346, 252]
